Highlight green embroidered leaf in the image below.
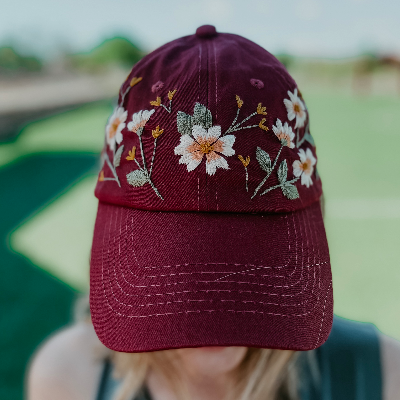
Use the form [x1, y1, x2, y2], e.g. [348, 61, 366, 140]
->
[177, 111, 193, 135]
[304, 132, 315, 146]
[126, 170, 148, 187]
[192, 103, 212, 129]
[113, 145, 124, 168]
[256, 147, 271, 173]
[278, 160, 288, 184]
[281, 183, 299, 200]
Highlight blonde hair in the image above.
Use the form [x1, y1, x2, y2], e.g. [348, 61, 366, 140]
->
[111, 347, 300, 400]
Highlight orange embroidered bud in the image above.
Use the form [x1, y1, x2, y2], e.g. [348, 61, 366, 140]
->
[257, 103, 267, 115]
[152, 126, 164, 139]
[236, 95, 243, 109]
[259, 118, 269, 131]
[130, 76, 143, 87]
[98, 170, 105, 181]
[150, 97, 162, 106]
[168, 89, 177, 101]
[238, 155, 250, 167]
[126, 146, 136, 161]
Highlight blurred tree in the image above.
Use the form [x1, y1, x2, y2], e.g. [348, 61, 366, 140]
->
[276, 53, 295, 70]
[0, 46, 42, 74]
[70, 37, 145, 72]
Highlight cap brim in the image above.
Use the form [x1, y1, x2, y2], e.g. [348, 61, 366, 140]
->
[90, 201, 333, 352]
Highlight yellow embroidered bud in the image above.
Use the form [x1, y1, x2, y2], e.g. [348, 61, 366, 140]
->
[130, 76, 143, 87]
[236, 95, 243, 109]
[98, 170, 105, 181]
[238, 155, 250, 167]
[259, 118, 269, 131]
[150, 97, 162, 106]
[168, 89, 177, 101]
[126, 146, 136, 161]
[257, 103, 267, 115]
[152, 126, 164, 139]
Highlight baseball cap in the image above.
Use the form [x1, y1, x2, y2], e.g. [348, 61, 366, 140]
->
[90, 25, 333, 352]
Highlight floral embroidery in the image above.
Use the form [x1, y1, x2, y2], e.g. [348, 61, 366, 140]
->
[150, 89, 177, 113]
[238, 155, 250, 192]
[130, 76, 142, 87]
[272, 119, 295, 149]
[127, 109, 155, 134]
[252, 117, 301, 199]
[293, 148, 316, 188]
[126, 146, 136, 161]
[284, 88, 306, 129]
[125, 116, 164, 200]
[105, 107, 127, 151]
[174, 125, 235, 175]
[174, 98, 266, 176]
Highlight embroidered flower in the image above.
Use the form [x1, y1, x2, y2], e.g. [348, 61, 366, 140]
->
[174, 125, 235, 175]
[105, 107, 127, 151]
[272, 119, 295, 148]
[283, 88, 306, 129]
[293, 148, 316, 188]
[127, 109, 155, 134]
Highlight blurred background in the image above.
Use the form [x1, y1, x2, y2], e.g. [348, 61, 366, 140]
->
[1, 0, 400, 399]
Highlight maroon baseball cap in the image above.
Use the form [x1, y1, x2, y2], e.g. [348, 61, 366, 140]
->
[90, 25, 333, 352]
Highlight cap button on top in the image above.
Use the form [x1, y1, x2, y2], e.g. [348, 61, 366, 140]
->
[196, 25, 217, 38]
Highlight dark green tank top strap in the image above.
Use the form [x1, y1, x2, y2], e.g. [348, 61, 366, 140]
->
[300, 316, 382, 400]
[96, 316, 383, 400]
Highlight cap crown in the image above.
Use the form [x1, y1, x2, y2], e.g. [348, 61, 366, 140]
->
[96, 31, 321, 213]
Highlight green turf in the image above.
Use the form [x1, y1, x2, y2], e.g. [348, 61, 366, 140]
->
[0, 153, 98, 400]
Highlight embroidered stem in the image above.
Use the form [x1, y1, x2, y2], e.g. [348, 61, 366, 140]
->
[224, 108, 240, 135]
[251, 144, 284, 199]
[260, 177, 300, 196]
[245, 167, 249, 192]
[134, 158, 143, 171]
[149, 138, 158, 177]
[160, 102, 172, 114]
[103, 152, 121, 187]
[120, 86, 131, 106]
[229, 124, 259, 133]
[233, 111, 257, 129]
[137, 134, 163, 199]
[147, 178, 164, 200]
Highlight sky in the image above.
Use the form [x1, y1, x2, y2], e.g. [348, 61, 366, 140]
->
[1, 0, 399, 59]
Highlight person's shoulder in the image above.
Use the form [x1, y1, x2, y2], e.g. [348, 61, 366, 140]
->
[27, 322, 109, 400]
[380, 333, 400, 400]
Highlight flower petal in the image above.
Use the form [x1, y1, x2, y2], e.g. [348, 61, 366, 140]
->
[206, 125, 222, 141]
[179, 152, 203, 172]
[301, 172, 313, 188]
[214, 135, 235, 156]
[305, 148, 317, 166]
[174, 135, 196, 156]
[297, 148, 307, 163]
[292, 160, 303, 177]
[192, 125, 207, 142]
[205, 152, 229, 175]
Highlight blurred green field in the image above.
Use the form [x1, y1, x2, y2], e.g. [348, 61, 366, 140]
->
[1, 91, 400, 400]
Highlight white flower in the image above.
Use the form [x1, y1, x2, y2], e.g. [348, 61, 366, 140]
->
[127, 109, 155, 134]
[174, 125, 235, 176]
[293, 148, 317, 188]
[272, 118, 295, 148]
[105, 107, 127, 151]
[283, 88, 307, 129]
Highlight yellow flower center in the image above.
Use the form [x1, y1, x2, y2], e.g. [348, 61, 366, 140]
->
[303, 161, 309, 170]
[200, 141, 214, 154]
[293, 103, 301, 113]
[109, 118, 120, 139]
